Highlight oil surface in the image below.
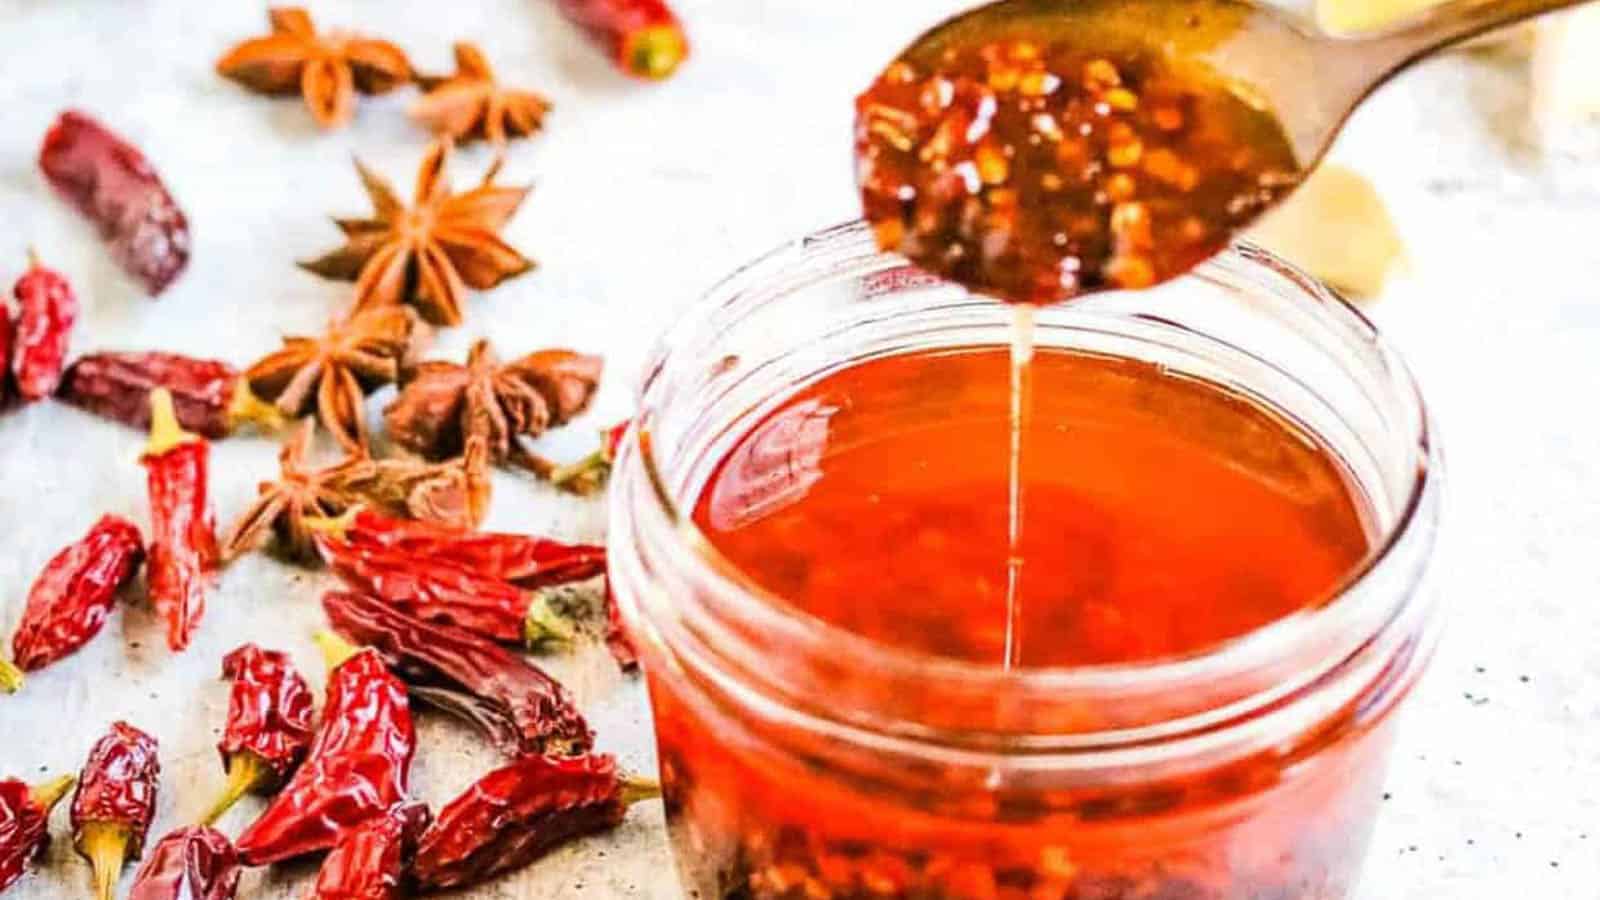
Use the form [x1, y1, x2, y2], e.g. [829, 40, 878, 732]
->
[693, 347, 1370, 667]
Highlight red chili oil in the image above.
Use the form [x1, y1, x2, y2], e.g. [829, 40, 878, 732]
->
[650, 346, 1399, 899]
[693, 348, 1370, 668]
[856, 37, 1301, 304]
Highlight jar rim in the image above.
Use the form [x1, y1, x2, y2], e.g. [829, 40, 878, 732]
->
[619, 220, 1439, 747]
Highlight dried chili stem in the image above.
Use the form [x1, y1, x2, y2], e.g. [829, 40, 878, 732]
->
[312, 630, 360, 672]
[548, 449, 606, 491]
[618, 775, 662, 807]
[628, 26, 688, 80]
[200, 751, 269, 827]
[0, 658, 22, 694]
[225, 379, 286, 432]
[29, 774, 75, 810]
[523, 591, 577, 647]
[144, 389, 199, 456]
[80, 821, 131, 900]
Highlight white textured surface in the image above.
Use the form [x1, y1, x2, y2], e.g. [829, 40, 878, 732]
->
[0, 2, 1597, 898]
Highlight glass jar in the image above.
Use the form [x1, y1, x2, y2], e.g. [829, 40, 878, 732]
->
[610, 221, 1442, 900]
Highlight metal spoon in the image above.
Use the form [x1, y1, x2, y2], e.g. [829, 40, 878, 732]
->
[907, 0, 1592, 179]
[856, 0, 1594, 302]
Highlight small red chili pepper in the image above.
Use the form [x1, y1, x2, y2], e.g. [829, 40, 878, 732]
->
[323, 507, 606, 589]
[603, 577, 639, 672]
[550, 420, 629, 495]
[0, 302, 15, 409]
[0, 774, 75, 892]
[324, 591, 593, 758]
[234, 633, 416, 866]
[72, 721, 160, 900]
[307, 800, 430, 900]
[124, 827, 239, 900]
[411, 752, 659, 890]
[140, 388, 218, 652]
[315, 531, 575, 646]
[0, 515, 144, 693]
[37, 111, 190, 296]
[554, 0, 689, 80]
[9, 250, 78, 402]
[57, 351, 282, 439]
[201, 644, 316, 827]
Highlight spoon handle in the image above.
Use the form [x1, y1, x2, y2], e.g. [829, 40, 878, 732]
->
[1364, 0, 1595, 65]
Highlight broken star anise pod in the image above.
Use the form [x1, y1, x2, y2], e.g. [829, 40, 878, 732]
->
[221, 420, 369, 562]
[216, 7, 412, 130]
[358, 434, 492, 531]
[384, 339, 601, 477]
[243, 306, 427, 453]
[299, 139, 535, 327]
[412, 42, 552, 146]
[221, 421, 490, 563]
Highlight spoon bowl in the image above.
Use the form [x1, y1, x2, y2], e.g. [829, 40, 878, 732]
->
[855, 0, 1594, 303]
[909, 0, 1593, 174]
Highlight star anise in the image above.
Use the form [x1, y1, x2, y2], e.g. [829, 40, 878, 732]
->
[412, 42, 552, 146]
[215, 7, 412, 130]
[221, 421, 490, 563]
[357, 434, 492, 530]
[384, 339, 601, 476]
[243, 306, 427, 453]
[299, 139, 535, 326]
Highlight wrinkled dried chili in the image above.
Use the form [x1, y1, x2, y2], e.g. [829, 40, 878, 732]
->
[321, 507, 605, 588]
[602, 577, 639, 672]
[307, 800, 429, 900]
[1, 515, 144, 693]
[412, 752, 659, 890]
[0, 774, 74, 892]
[72, 721, 160, 900]
[316, 531, 573, 646]
[201, 644, 316, 826]
[57, 351, 281, 439]
[555, 0, 689, 80]
[9, 251, 77, 402]
[234, 633, 415, 866]
[124, 827, 239, 900]
[323, 590, 593, 758]
[0, 304, 15, 409]
[37, 111, 190, 296]
[140, 389, 218, 652]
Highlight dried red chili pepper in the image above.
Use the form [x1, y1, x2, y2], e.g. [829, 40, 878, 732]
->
[72, 721, 160, 900]
[0, 774, 74, 892]
[140, 388, 218, 652]
[124, 827, 239, 900]
[550, 420, 629, 496]
[201, 644, 316, 826]
[316, 532, 574, 646]
[37, 111, 190, 296]
[0, 515, 145, 693]
[324, 507, 605, 589]
[411, 752, 659, 890]
[57, 351, 281, 440]
[234, 633, 415, 866]
[603, 577, 639, 672]
[0, 304, 16, 409]
[9, 250, 77, 402]
[307, 800, 429, 900]
[323, 590, 593, 758]
[555, 0, 689, 80]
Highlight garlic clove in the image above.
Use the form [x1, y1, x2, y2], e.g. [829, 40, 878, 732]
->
[1316, 0, 1443, 34]
[1316, 0, 1531, 51]
[1248, 164, 1405, 299]
[1531, 7, 1600, 143]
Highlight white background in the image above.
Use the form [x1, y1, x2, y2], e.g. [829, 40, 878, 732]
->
[0, 1, 1597, 897]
